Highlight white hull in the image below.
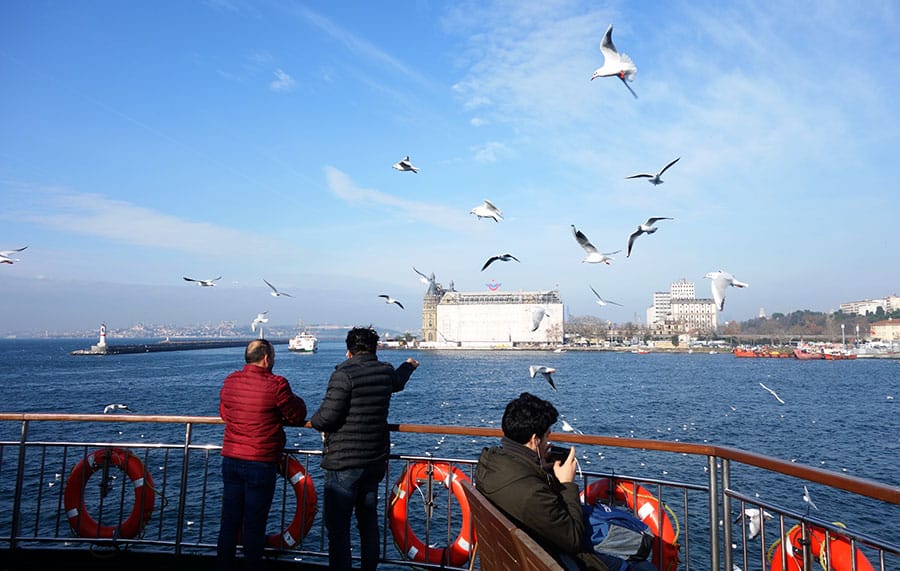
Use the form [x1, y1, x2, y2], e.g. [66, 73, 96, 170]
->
[289, 333, 318, 353]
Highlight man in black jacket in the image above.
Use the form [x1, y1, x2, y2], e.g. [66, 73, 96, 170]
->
[310, 326, 418, 571]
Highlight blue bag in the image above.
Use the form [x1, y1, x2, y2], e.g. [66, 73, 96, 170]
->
[582, 502, 654, 562]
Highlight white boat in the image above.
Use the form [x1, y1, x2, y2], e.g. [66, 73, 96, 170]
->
[288, 321, 318, 353]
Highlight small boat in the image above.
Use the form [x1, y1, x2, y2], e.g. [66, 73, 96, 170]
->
[288, 321, 318, 353]
[793, 348, 824, 360]
[823, 350, 857, 361]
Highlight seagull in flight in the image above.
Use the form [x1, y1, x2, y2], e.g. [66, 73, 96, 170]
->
[378, 295, 404, 309]
[626, 217, 673, 257]
[413, 267, 435, 287]
[263, 279, 292, 298]
[759, 382, 785, 405]
[183, 276, 221, 287]
[626, 157, 680, 186]
[561, 419, 583, 434]
[531, 307, 549, 332]
[251, 311, 269, 333]
[470, 199, 504, 223]
[0, 246, 28, 264]
[802, 485, 818, 512]
[734, 508, 773, 540]
[104, 404, 134, 414]
[392, 155, 419, 173]
[589, 285, 622, 307]
[572, 225, 620, 264]
[590, 24, 638, 99]
[481, 253, 520, 271]
[529, 365, 558, 391]
[705, 270, 749, 311]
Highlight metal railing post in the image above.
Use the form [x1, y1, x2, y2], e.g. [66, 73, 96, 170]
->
[722, 459, 733, 571]
[708, 454, 720, 571]
[10, 420, 30, 549]
[175, 421, 194, 556]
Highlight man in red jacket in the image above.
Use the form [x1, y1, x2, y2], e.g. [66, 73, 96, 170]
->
[217, 339, 308, 571]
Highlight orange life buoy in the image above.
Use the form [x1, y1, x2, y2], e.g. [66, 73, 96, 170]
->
[769, 524, 874, 571]
[267, 455, 317, 548]
[63, 447, 155, 539]
[582, 477, 680, 571]
[388, 462, 474, 567]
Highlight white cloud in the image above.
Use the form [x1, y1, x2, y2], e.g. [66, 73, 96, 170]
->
[472, 141, 511, 163]
[470, 117, 486, 127]
[270, 68, 296, 92]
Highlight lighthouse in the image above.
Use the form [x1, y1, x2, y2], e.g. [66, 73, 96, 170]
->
[98, 323, 107, 347]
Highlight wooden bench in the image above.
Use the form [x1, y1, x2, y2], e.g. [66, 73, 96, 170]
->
[461, 479, 564, 571]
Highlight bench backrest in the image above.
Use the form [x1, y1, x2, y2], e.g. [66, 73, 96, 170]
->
[461, 479, 563, 571]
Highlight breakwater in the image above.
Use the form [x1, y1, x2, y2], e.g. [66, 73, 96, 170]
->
[70, 338, 288, 355]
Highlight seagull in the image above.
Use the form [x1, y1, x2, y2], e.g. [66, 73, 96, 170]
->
[0, 246, 28, 264]
[734, 508, 773, 540]
[103, 404, 134, 414]
[802, 485, 818, 512]
[263, 279, 293, 298]
[571, 225, 620, 264]
[183, 276, 221, 287]
[481, 253, 520, 271]
[529, 365, 558, 391]
[589, 285, 622, 307]
[590, 25, 638, 99]
[759, 382, 785, 405]
[470, 199, 503, 223]
[561, 420, 583, 434]
[251, 311, 269, 333]
[413, 267, 435, 287]
[626, 217, 673, 257]
[531, 307, 549, 332]
[625, 157, 680, 186]
[705, 270, 749, 311]
[378, 294, 404, 309]
[392, 155, 419, 173]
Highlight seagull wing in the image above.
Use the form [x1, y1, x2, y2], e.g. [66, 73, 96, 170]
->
[599, 25, 619, 61]
[263, 279, 278, 293]
[710, 276, 727, 310]
[481, 256, 499, 271]
[542, 371, 558, 390]
[529, 365, 539, 378]
[507, 254, 520, 263]
[183, 277, 198, 282]
[625, 173, 654, 179]
[657, 157, 680, 176]
[619, 75, 638, 99]
[0, 246, 28, 256]
[626, 229, 642, 257]
[394, 300, 405, 309]
[572, 226, 597, 253]
[483, 199, 501, 216]
[646, 217, 673, 225]
[589, 285, 603, 300]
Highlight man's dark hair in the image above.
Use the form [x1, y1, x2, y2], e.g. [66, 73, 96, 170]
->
[501, 392, 559, 444]
[245, 339, 273, 364]
[346, 326, 379, 355]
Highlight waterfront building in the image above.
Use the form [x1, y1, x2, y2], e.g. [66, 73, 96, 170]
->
[870, 318, 900, 341]
[840, 295, 900, 316]
[647, 279, 718, 333]
[421, 287, 564, 348]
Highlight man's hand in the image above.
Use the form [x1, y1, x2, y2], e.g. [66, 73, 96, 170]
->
[406, 358, 419, 369]
[552, 446, 577, 483]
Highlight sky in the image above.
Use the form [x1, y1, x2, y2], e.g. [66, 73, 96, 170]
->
[1, 0, 899, 335]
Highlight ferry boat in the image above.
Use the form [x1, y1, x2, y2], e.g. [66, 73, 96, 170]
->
[1, 413, 896, 571]
[288, 321, 318, 353]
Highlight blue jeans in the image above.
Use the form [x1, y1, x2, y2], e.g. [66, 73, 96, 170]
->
[323, 463, 386, 571]
[217, 457, 278, 571]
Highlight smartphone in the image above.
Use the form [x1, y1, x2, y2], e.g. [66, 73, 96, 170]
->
[547, 445, 571, 463]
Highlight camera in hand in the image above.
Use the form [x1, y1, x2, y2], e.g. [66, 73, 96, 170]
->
[547, 445, 571, 463]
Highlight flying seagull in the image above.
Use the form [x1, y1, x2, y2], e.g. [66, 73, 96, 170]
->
[263, 279, 293, 298]
[759, 382, 785, 405]
[529, 365, 558, 391]
[531, 307, 549, 332]
[378, 294, 404, 309]
[734, 508, 773, 540]
[183, 276, 221, 287]
[392, 156, 419, 173]
[413, 267, 435, 287]
[0, 246, 28, 264]
[481, 253, 520, 271]
[802, 485, 818, 512]
[625, 157, 680, 186]
[251, 311, 269, 333]
[103, 404, 134, 414]
[561, 419, 583, 434]
[705, 270, 749, 311]
[589, 285, 622, 307]
[571, 225, 620, 264]
[590, 24, 638, 99]
[470, 199, 504, 223]
[626, 217, 673, 257]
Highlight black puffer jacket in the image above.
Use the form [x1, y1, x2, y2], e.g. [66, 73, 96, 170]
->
[310, 353, 415, 470]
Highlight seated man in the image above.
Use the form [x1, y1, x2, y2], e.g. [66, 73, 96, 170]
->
[475, 392, 655, 571]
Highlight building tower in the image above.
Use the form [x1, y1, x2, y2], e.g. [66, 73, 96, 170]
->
[421, 279, 447, 343]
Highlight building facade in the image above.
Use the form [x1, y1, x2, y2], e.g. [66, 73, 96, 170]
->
[870, 319, 900, 341]
[647, 279, 718, 333]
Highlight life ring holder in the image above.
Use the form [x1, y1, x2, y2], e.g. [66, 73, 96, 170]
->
[63, 447, 155, 539]
[268, 454, 318, 548]
[388, 461, 475, 567]
[581, 477, 681, 571]
[767, 523, 874, 571]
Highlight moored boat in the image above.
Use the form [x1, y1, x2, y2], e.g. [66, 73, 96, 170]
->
[793, 347, 825, 360]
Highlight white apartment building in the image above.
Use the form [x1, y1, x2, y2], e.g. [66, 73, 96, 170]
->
[647, 279, 718, 333]
[839, 295, 900, 316]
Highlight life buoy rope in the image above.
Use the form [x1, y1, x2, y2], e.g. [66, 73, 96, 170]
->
[63, 447, 155, 539]
[268, 454, 317, 548]
[388, 461, 474, 567]
[582, 477, 681, 571]
[768, 523, 874, 571]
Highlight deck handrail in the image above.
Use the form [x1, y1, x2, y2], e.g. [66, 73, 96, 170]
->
[2, 413, 897, 506]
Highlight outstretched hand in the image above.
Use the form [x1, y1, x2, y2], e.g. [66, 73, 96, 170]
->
[406, 357, 419, 369]
[552, 446, 577, 483]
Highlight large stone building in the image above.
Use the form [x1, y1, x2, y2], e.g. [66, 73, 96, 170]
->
[421, 281, 564, 347]
[870, 319, 900, 341]
[647, 278, 718, 333]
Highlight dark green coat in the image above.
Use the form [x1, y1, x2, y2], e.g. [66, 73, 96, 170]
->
[475, 445, 609, 571]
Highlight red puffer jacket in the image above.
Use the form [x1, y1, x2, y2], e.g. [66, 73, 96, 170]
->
[220, 364, 308, 463]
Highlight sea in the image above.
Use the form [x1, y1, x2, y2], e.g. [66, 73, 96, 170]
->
[1, 338, 898, 555]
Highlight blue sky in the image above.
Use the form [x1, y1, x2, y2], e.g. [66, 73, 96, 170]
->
[1, 1, 898, 335]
